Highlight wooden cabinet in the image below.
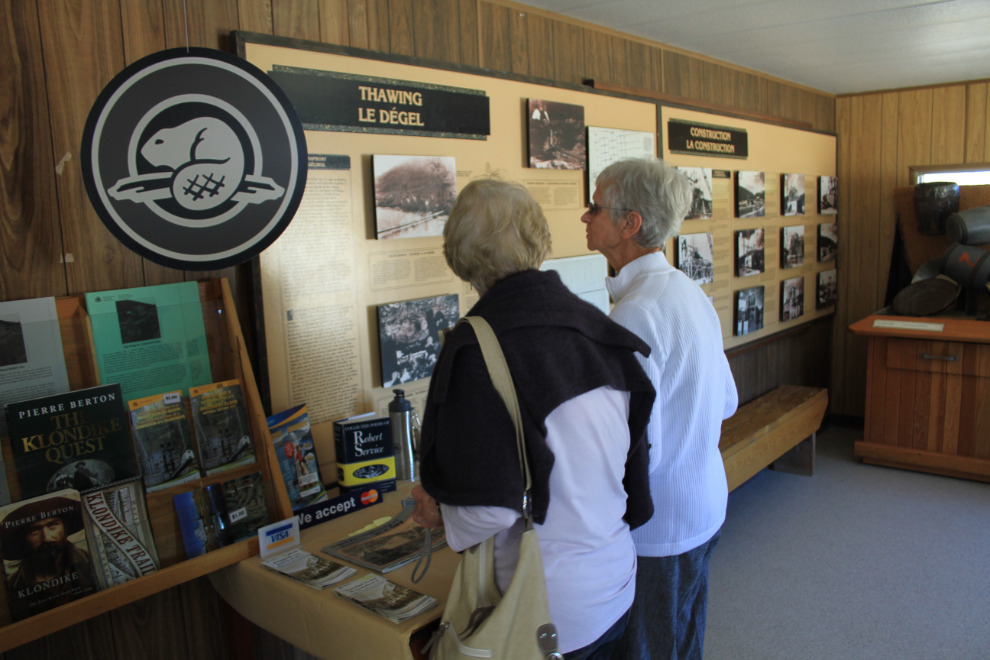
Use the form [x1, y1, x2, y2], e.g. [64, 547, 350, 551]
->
[849, 314, 990, 483]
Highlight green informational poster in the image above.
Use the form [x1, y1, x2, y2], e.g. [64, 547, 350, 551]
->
[85, 282, 213, 402]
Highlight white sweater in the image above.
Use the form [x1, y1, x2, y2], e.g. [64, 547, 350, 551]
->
[607, 251, 738, 557]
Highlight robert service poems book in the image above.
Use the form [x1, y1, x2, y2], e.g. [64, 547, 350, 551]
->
[190, 380, 256, 476]
[81, 477, 160, 590]
[0, 489, 98, 621]
[129, 390, 201, 492]
[5, 384, 140, 500]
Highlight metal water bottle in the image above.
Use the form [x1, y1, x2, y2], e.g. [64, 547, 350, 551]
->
[389, 389, 417, 481]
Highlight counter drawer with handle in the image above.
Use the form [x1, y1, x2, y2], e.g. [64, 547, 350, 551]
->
[885, 338, 990, 376]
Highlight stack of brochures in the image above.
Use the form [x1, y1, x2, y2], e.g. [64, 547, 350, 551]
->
[321, 504, 446, 573]
[262, 549, 355, 590]
[333, 574, 437, 623]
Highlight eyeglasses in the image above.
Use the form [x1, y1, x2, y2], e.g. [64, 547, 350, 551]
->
[587, 202, 633, 216]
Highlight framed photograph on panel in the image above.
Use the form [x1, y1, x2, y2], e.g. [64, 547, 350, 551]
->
[782, 173, 805, 215]
[735, 286, 765, 336]
[736, 171, 765, 217]
[819, 176, 838, 214]
[817, 269, 837, 309]
[528, 99, 586, 170]
[818, 222, 838, 262]
[377, 294, 460, 386]
[676, 233, 714, 284]
[735, 228, 765, 277]
[372, 155, 457, 239]
[780, 276, 805, 321]
[680, 167, 714, 219]
[780, 225, 805, 269]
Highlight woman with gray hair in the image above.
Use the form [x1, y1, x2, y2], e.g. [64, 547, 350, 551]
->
[583, 158, 738, 660]
[412, 178, 657, 659]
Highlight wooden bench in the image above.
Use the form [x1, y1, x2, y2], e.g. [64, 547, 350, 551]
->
[720, 385, 828, 491]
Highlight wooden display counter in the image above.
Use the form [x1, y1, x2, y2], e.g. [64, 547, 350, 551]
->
[849, 312, 990, 482]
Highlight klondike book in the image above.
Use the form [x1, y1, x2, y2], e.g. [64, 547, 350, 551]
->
[189, 380, 256, 477]
[5, 384, 140, 500]
[81, 477, 160, 590]
[128, 390, 201, 492]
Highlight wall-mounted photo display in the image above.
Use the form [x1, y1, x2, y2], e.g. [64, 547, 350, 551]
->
[735, 286, 765, 336]
[818, 222, 838, 262]
[680, 167, 714, 220]
[817, 269, 837, 309]
[527, 99, 586, 170]
[735, 171, 765, 218]
[780, 225, 805, 269]
[676, 233, 714, 284]
[377, 294, 460, 386]
[819, 176, 838, 214]
[735, 228, 765, 277]
[373, 155, 457, 239]
[781, 276, 805, 321]
[781, 173, 805, 216]
[588, 127, 656, 204]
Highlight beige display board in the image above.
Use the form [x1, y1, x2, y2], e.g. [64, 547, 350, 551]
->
[243, 38, 658, 479]
[661, 107, 837, 350]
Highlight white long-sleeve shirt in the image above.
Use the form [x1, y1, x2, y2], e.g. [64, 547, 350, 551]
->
[607, 251, 738, 557]
[440, 386, 637, 654]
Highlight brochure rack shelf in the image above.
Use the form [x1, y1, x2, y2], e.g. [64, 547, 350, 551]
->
[0, 278, 292, 653]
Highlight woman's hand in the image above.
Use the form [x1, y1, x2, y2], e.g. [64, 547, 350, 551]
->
[411, 485, 444, 529]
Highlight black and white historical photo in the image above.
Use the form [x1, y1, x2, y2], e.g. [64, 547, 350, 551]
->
[378, 294, 459, 385]
[680, 167, 714, 219]
[373, 155, 457, 240]
[0, 315, 28, 367]
[780, 225, 805, 269]
[817, 269, 837, 309]
[781, 276, 805, 321]
[736, 171, 765, 218]
[676, 233, 715, 284]
[735, 286, 765, 336]
[818, 222, 838, 262]
[115, 299, 162, 344]
[735, 228, 765, 277]
[819, 176, 838, 214]
[527, 99, 586, 170]
[782, 173, 805, 216]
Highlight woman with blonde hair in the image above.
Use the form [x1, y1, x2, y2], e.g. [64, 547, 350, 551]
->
[413, 178, 656, 659]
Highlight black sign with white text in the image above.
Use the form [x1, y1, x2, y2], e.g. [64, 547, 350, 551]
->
[668, 119, 748, 159]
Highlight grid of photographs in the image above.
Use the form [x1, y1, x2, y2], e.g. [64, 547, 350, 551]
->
[680, 167, 714, 220]
[781, 276, 805, 321]
[735, 286, 765, 336]
[372, 155, 457, 240]
[676, 233, 714, 284]
[780, 225, 805, 269]
[819, 176, 838, 214]
[735, 228, 765, 277]
[817, 269, 837, 309]
[735, 171, 765, 218]
[527, 99, 586, 170]
[377, 294, 459, 385]
[818, 222, 838, 262]
[782, 173, 805, 216]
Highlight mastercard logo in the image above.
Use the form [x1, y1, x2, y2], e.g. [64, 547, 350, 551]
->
[361, 490, 379, 505]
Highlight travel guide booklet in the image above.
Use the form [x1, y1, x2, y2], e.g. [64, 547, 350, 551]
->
[267, 404, 327, 512]
[129, 390, 201, 492]
[80, 477, 160, 590]
[173, 488, 220, 559]
[215, 471, 270, 544]
[85, 281, 212, 403]
[5, 383, 140, 500]
[322, 502, 446, 574]
[190, 380, 256, 476]
[333, 574, 437, 624]
[0, 489, 97, 621]
[262, 548, 355, 590]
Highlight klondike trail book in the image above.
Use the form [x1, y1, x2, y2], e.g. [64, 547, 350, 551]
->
[129, 390, 201, 492]
[190, 380, 256, 477]
[5, 383, 140, 500]
[0, 489, 98, 621]
[81, 477, 160, 590]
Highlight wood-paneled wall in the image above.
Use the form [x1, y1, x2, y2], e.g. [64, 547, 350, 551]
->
[833, 81, 990, 417]
[0, 0, 834, 658]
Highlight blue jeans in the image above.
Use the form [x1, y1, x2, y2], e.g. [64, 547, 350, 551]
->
[610, 530, 721, 660]
[565, 608, 631, 660]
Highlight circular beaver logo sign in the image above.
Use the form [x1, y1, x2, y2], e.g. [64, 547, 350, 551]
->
[81, 47, 307, 270]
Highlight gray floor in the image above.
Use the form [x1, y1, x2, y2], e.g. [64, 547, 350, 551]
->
[705, 425, 990, 660]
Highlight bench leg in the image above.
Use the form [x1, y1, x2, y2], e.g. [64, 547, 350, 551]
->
[770, 432, 815, 477]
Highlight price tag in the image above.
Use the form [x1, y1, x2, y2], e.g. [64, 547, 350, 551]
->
[229, 507, 248, 523]
[163, 391, 181, 405]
